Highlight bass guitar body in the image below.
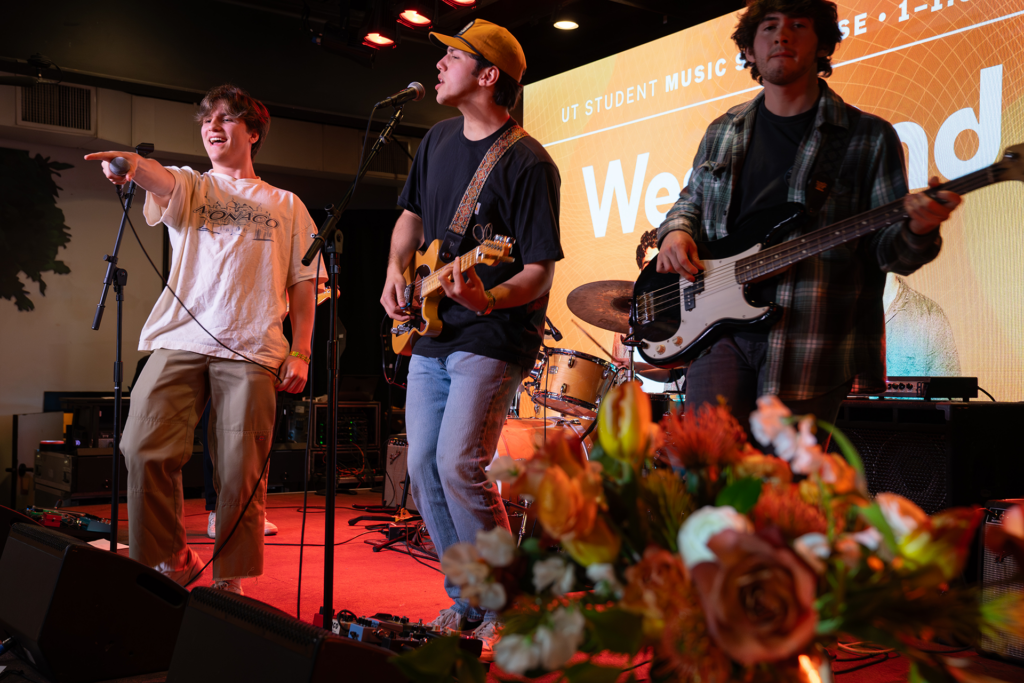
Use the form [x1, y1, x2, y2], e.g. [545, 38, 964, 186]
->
[632, 204, 805, 368]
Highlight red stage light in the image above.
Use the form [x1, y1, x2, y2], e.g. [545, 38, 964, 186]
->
[397, 9, 432, 28]
[442, 0, 476, 7]
[362, 31, 396, 48]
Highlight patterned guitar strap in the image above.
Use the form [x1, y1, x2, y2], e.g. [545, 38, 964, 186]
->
[438, 123, 531, 263]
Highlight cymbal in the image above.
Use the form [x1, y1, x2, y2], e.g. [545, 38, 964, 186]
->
[566, 280, 633, 334]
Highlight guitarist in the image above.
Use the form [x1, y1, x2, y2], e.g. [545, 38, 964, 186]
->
[379, 20, 562, 651]
[655, 0, 960, 430]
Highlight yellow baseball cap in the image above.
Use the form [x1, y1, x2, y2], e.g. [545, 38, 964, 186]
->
[430, 19, 527, 84]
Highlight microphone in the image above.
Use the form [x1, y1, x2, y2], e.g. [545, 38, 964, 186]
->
[545, 316, 563, 342]
[374, 82, 425, 109]
[109, 157, 131, 176]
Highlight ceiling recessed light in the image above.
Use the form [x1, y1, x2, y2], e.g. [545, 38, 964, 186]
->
[554, 19, 579, 30]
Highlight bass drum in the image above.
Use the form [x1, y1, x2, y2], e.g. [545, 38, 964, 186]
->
[496, 417, 594, 461]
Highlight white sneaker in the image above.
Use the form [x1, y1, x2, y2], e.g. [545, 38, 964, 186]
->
[211, 578, 244, 595]
[427, 607, 467, 633]
[154, 547, 204, 587]
[207, 511, 278, 537]
[470, 620, 501, 662]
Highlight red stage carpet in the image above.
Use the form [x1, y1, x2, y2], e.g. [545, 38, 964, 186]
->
[2, 492, 1008, 683]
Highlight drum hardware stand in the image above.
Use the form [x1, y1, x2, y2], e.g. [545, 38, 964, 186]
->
[301, 103, 407, 630]
[90, 142, 154, 554]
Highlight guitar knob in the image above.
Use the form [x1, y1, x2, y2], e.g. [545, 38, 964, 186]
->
[657, 345, 666, 354]
[673, 337, 683, 346]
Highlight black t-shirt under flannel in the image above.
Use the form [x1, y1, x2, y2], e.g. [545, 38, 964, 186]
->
[398, 117, 563, 368]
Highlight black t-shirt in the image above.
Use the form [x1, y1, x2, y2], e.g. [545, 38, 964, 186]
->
[398, 116, 563, 367]
[730, 97, 819, 321]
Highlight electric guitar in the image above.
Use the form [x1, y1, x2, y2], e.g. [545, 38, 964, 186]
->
[632, 143, 1024, 368]
[391, 236, 515, 356]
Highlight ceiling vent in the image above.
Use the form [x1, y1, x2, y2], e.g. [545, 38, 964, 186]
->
[16, 82, 96, 136]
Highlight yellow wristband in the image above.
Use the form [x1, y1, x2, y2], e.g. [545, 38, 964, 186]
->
[289, 351, 310, 364]
[476, 289, 496, 316]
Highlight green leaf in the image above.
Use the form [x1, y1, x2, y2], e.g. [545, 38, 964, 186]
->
[453, 653, 487, 683]
[564, 661, 626, 683]
[584, 608, 644, 656]
[859, 502, 899, 554]
[816, 420, 865, 478]
[390, 635, 461, 682]
[714, 477, 763, 514]
[520, 537, 541, 556]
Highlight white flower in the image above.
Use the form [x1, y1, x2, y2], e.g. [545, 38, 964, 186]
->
[678, 505, 754, 570]
[851, 527, 883, 551]
[440, 543, 489, 587]
[463, 581, 507, 612]
[476, 526, 517, 568]
[875, 492, 929, 543]
[536, 608, 586, 670]
[749, 395, 792, 448]
[586, 563, 624, 599]
[532, 556, 575, 594]
[486, 455, 522, 484]
[789, 417, 825, 476]
[794, 532, 831, 574]
[494, 633, 541, 674]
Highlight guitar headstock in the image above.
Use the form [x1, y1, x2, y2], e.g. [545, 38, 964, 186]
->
[475, 235, 516, 265]
[995, 143, 1024, 184]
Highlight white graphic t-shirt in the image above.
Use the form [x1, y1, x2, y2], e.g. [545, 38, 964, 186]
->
[140, 166, 326, 366]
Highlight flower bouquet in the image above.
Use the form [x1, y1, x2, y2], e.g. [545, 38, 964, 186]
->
[393, 383, 1024, 683]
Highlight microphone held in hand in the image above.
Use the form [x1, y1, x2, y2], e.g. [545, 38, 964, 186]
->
[109, 156, 131, 176]
[374, 82, 425, 109]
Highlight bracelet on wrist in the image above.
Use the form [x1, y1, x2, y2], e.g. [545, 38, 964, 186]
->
[289, 351, 310, 364]
[476, 289, 496, 316]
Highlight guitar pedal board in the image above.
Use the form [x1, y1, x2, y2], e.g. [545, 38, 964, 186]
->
[332, 612, 483, 657]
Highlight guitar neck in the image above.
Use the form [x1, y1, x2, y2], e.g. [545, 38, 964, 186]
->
[735, 163, 1003, 283]
[419, 250, 491, 297]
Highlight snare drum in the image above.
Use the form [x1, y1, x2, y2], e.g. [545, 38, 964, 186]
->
[532, 349, 618, 419]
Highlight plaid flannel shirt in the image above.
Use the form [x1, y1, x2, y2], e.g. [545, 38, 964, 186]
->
[657, 81, 942, 400]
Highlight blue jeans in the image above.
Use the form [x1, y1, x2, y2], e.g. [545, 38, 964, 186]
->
[406, 351, 523, 620]
[685, 334, 853, 444]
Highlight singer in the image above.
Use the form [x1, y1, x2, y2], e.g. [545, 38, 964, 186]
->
[84, 85, 326, 595]
[380, 19, 563, 658]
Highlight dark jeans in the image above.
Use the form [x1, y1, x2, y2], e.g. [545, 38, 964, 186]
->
[684, 333, 853, 446]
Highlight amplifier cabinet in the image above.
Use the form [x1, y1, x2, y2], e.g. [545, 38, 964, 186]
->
[311, 402, 380, 454]
[382, 436, 416, 510]
[830, 400, 1024, 514]
[979, 499, 1024, 662]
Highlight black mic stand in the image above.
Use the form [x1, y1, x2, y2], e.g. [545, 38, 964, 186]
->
[91, 142, 154, 554]
[301, 105, 406, 631]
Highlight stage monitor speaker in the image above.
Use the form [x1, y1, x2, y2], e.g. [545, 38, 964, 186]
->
[830, 400, 1024, 514]
[0, 523, 189, 683]
[167, 587, 409, 683]
[979, 499, 1024, 662]
[0, 504, 42, 558]
[383, 436, 416, 511]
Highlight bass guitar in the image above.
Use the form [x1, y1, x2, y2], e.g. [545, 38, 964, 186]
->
[632, 143, 1024, 368]
[391, 235, 515, 356]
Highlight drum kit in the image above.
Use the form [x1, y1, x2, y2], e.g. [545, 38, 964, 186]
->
[499, 280, 684, 462]
[497, 279, 684, 542]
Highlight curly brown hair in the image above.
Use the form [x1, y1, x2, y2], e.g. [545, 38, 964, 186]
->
[731, 0, 843, 84]
[195, 84, 271, 160]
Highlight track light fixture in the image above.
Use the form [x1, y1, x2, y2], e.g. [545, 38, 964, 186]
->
[362, 0, 397, 49]
[397, 0, 433, 29]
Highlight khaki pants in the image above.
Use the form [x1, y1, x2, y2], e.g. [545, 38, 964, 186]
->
[121, 349, 276, 580]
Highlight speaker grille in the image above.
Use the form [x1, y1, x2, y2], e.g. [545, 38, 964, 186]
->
[20, 84, 92, 130]
[189, 587, 324, 648]
[980, 516, 1024, 661]
[829, 426, 950, 514]
[10, 523, 86, 553]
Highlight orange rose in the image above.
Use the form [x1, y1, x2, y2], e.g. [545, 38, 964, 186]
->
[690, 530, 818, 666]
[562, 516, 622, 566]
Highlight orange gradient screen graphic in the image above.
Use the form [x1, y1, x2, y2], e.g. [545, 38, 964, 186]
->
[524, 0, 1024, 401]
